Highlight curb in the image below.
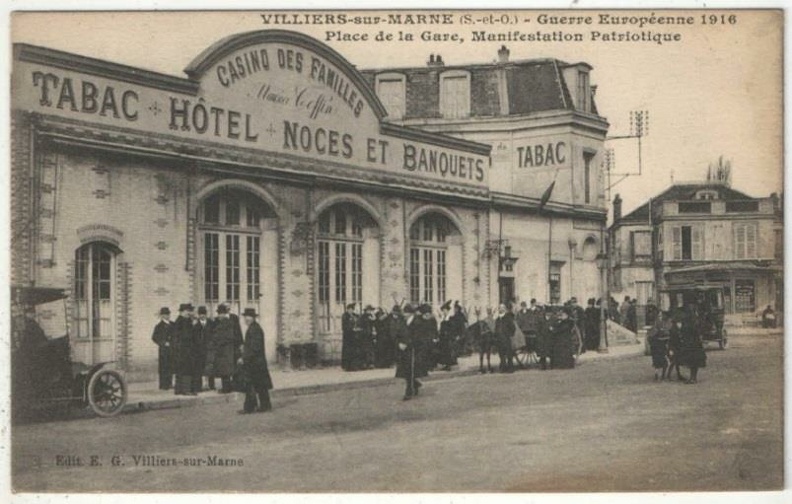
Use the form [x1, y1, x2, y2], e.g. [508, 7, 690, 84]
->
[119, 351, 649, 417]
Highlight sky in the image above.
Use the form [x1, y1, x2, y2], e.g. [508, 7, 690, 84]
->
[10, 9, 783, 218]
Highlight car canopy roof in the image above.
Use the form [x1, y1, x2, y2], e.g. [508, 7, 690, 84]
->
[12, 286, 68, 305]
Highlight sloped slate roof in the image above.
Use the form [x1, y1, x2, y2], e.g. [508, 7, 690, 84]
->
[360, 58, 595, 119]
[618, 183, 755, 224]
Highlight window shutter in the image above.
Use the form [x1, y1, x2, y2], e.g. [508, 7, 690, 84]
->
[735, 224, 746, 259]
[672, 227, 682, 260]
[692, 226, 703, 260]
[746, 223, 756, 258]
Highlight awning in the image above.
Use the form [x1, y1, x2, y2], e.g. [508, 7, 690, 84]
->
[666, 261, 782, 276]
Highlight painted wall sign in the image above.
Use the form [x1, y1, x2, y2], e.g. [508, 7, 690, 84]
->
[516, 141, 567, 168]
[13, 36, 488, 190]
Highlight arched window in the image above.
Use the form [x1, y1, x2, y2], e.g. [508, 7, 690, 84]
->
[74, 242, 117, 344]
[199, 189, 275, 312]
[316, 203, 378, 317]
[409, 213, 460, 305]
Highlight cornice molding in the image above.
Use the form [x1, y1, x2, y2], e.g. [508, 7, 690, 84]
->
[14, 43, 199, 95]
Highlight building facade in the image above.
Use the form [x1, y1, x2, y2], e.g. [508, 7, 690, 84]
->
[11, 31, 610, 379]
[360, 45, 610, 307]
[609, 183, 783, 324]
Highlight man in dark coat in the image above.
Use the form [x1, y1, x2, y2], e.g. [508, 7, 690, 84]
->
[239, 308, 273, 414]
[341, 303, 361, 371]
[495, 303, 516, 373]
[208, 304, 239, 393]
[151, 307, 174, 390]
[516, 299, 542, 355]
[677, 305, 706, 384]
[395, 304, 431, 400]
[374, 308, 394, 368]
[173, 303, 196, 396]
[191, 306, 212, 393]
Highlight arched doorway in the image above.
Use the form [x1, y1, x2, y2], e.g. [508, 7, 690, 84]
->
[196, 187, 279, 358]
[73, 241, 120, 365]
[408, 211, 463, 307]
[315, 202, 381, 361]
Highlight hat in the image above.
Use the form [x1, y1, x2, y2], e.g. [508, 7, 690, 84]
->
[216, 304, 229, 314]
[364, 304, 376, 312]
[242, 308, 258, 318]
[391, 304, 402, 313]
[403, 304, 415, 314]
[197, 306, 207, 315]
[178, 303, 194, 312]
[440, 300, 452, 311]
[346, 303, 357, 310]
[418, 304, 432, 315]
[530, 298, 537, 304]
[159, 307, 171, 315]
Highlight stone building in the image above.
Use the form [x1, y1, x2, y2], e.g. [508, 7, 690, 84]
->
[359, 45, 610, 307]
[609, 182, 783, 325]
[11, 31, 610, 378]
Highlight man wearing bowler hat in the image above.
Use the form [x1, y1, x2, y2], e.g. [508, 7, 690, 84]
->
[191, 306, 212, 393]
[238, 308, 273, 414]
[151, 307, 174, 390]
[173, 303, 196, 396]
[209, 304, 238, 393]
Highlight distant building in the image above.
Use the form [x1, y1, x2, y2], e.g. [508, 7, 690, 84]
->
[360, 45, 610, 306]
[609, 182, 783, 325]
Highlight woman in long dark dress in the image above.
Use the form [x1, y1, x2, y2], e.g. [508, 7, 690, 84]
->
[677, 305, 706, 384]
[437, 301, 459, 371]
[550, 308, 577, 369]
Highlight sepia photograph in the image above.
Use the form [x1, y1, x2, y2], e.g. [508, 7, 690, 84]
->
[5, 5, 785, 497]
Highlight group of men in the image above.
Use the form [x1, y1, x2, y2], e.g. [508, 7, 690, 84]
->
[341, 300, 468, 375]
[151, 303, 273, 414]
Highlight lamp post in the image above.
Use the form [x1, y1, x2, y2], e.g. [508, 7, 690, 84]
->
[596, 251, 609, 353]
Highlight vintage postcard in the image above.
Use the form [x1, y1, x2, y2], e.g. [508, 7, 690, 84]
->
[5, 6, 785, 498]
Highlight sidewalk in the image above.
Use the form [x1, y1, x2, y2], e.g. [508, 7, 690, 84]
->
[120, 342, 647, 416]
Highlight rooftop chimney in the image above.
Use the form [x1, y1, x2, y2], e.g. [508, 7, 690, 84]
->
[613, 194, 623, 222]
[427, 54, 445, 67]
[498, 45, 510, 63]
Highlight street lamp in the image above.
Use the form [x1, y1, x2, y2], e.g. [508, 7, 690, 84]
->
[596, 252, 609, 353]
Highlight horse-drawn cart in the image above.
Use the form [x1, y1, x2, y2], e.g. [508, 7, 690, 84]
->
[12, 286, 128, 422]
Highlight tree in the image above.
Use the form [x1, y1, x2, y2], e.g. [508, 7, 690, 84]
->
[706, 156, 732, 186]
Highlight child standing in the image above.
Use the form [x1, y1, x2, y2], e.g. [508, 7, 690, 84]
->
[647, 312, 670, 381]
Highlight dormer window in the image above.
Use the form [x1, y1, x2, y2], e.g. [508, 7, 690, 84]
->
[577, 70, 590, 112]
[375, 73, 406, 120]
[440, 70, 470, 119]
[695, 190, 719, 200]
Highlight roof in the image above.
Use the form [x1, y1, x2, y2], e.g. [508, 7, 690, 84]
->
[616, 183, 756, 225]
[359, 58, 598, 119]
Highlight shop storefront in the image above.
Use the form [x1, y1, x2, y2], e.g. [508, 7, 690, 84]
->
[11, 30, 492, 378]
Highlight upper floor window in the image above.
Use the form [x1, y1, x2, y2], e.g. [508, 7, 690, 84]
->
[726, 201, 759, 213]
[375, 73, 406, 120]
[734, 222, 758, 259]
[695, 190, 719, 200]
[440, 70, 470, 119]
[672, 225, 703, 261]
[631, 231, 652, 261]
[577, 70, 590, 112]
[678, 201, 712, 214]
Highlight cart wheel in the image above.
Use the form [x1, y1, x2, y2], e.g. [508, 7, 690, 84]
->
[719, 330, 729, 350]
[88, 369, 127, 417]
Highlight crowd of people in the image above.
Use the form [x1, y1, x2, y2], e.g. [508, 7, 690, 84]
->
[150, 293, 670, 407]
[150, 303, 273, 414]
